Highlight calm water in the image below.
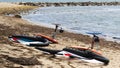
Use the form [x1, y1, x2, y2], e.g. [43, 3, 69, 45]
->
[0, 0, 120, 2]
[23, 6, 120, 42]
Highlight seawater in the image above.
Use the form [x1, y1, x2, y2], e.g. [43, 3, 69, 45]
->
[22, 6, 120, 42]
[0, 0, 120, 2]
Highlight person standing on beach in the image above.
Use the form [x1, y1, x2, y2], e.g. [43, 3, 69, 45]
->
[91, 34, 100, 50]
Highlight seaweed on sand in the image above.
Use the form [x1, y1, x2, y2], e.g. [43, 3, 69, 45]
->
[3, 55, 42, 65]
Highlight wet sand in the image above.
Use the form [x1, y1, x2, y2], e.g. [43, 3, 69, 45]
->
[0, 2, 120, 68]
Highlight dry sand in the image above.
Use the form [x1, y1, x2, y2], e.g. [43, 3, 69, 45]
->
[0, 2, 120, 68]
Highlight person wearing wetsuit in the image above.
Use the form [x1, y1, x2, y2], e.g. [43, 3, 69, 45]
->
[91, 35, 100, 50]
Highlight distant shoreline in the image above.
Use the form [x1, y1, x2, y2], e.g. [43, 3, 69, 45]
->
[0, 2, 38, 15]
[18, 2, 120, 7]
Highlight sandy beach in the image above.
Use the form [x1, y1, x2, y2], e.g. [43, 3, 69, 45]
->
[0, 2, 120, 68]
[0, 2, 37, 14]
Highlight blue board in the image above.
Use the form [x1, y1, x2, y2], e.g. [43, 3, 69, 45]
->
[86, 32, 102, 35]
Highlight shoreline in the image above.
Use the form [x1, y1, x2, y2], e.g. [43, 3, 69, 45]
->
[23, 16, 120, 44]
[22, 18, 120, 48]
[0, 2, 120, 68]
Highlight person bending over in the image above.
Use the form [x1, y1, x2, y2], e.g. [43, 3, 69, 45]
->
[91, 35, 100, 50]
